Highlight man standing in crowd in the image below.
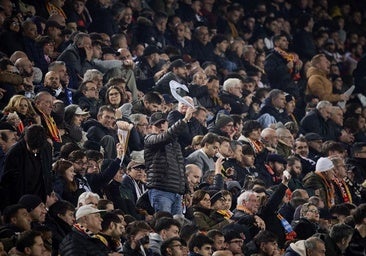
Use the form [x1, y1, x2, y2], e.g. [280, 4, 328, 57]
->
[145, 107, 195, 215]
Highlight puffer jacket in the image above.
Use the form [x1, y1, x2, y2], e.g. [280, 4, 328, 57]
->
[306, 67, 342, 103]
[144, 120, 187, 195]
[59, 228, 109, 256]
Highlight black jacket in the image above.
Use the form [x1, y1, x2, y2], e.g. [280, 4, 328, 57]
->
[59, 228, 109, 256]
[0, 139, 53, 209]
[144, 120, 187, 194]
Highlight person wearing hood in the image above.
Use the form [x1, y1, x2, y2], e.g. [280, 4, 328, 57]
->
[284, 237, 325, 256]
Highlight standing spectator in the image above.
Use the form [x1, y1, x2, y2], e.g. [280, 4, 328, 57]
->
[145, 108, 195, 215]
[0, 124, 53, 209]
[265, 34, 302, 96]
[306, 54, 348, 103]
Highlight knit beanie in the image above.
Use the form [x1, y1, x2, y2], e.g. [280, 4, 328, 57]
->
[316, 157, 334, 172]
[18, 194, 43, 212]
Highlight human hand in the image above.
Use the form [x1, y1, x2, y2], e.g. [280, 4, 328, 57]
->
[184, 106, 196, 122]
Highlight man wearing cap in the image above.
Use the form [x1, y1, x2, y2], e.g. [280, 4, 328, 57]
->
[59, 204, 110, 256]
[144, 107, 195, 215]
[135, 45, 162, 93]
[18, 194, 47, 228]
[304, 133, 323, 161]
[120, 160, 147, 205]
[154, 59, 188, 95]
[208, 114, 235, 139]
[257, 153, 287, 188]
[303, 157, 336, 209]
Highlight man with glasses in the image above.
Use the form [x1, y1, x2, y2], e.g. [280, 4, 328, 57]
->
[145, 107, 195, 215]
[120, 160, 147, 205]
[220, 78, 249, 115]
[224, 231, 244, 256]
[161, 237, 185, 256]
[77, 80, 100, 119]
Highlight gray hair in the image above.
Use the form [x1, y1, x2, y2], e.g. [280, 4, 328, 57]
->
[48, 61, 66, 71]
[304, 237, 324, 250]
[223, 78, 241, 92]
[129, 113, 147, 125]
[74, 32, 90, 47]
[83, 69, 103, 82]
[77, 192, 100, 207]
[316, 100, 332, 110]
[237, 190, 256, 206]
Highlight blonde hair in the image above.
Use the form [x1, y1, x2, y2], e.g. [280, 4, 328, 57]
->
[3, 95, 37, 117]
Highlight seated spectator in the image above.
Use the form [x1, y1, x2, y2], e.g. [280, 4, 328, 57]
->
[45, 200, 75, 256]
[59, 205, 109, 255]
[292, 202, 322, 240]
[15, 230, 47, 256]
[303, 157, 336, 209]
[62, 104, 88, 147]
[132, 91, 162, 116]
[232, 190, 265, 241]
[186, 133, 220, 175]
[85, 106, 117, 159]
[257, 89, 290, 128]
[77, 80, 101, 119]
[301, 101, 334, 141]
[2, 95, 39, 132]
[246, 230, 280, 256]
[120, 160, 147, 205]
[154, 59, 188, 95]
[0, 204, 31, 243]
[190, 190, 231, 231]
[18, 194, 47, 229]
[257, 154, 286, 188]
[188, 233, 214, 256]
[52, 159, 85, 206]
[98, 212, 125, 253]
[160, 237, 186, 256]
[220, 78, 249, 115]
[122, 221, 152, 256]
[149, 217, 181, 255]
[57, 32, 95, 89]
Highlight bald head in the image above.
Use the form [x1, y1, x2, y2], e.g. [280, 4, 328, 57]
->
[44, 71, 61, 90]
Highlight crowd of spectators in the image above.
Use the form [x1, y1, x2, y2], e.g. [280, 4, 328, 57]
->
[0, 0, 366, 255]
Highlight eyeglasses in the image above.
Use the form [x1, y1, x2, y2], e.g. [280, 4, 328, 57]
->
[132, 167, 145, 171]
[171, 244, 184, 249]
[307, 209, 319, 214]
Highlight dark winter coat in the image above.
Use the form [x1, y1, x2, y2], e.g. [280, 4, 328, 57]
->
[144, 120, 187, 195]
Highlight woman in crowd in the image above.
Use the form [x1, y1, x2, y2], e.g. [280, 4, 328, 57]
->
[2, 95, 39, 133]
[189, 190, 232, 231]
[292, 202, 322, 240]
[53, 159, 85, 206]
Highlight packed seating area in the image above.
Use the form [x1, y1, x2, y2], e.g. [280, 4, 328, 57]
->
[0, 0, 366, 255]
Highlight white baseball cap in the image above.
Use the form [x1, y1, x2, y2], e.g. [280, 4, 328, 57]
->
[75, 205, 105, 220]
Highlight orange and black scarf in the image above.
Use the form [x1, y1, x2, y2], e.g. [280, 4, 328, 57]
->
[39, 109, 62, 143]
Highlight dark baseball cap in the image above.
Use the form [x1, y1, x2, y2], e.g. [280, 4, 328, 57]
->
[149, 112, 167, 125]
